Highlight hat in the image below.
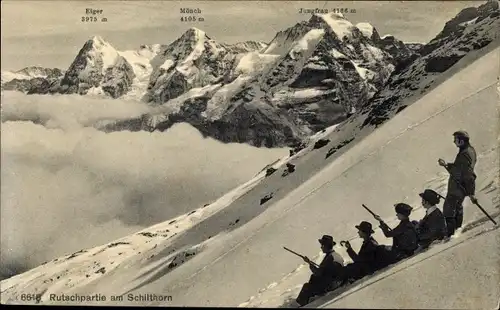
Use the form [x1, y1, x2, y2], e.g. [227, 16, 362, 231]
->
[419, 189, 441, 205]
[355, 221, 374, 234]
[453, 130, 470, 140]
[394, 203, 413, 217]
[318, 235, 336, 247]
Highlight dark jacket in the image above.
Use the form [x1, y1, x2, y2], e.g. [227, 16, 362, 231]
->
[417, 208, 447, 248]
[446, 144, 477, 196]
[309, 251, 344, 282]
[380, 219, 418, 256]
[346, 237, 380, 269]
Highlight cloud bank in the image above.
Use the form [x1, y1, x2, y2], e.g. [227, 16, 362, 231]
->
[0, 91, 288, 280]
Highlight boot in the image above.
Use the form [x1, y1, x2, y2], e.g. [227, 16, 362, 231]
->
[445, 217, 456, 237]
[456, 208, 464, 229]
[296, 283, 312, 306]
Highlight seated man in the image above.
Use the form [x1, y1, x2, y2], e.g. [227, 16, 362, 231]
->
[375, 203, 418, 263]
[296, 235, 344, 306]
[341, 221, 383, 281]
[414, 189, 447, 249]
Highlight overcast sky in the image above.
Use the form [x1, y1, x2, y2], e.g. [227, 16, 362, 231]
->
[1, 0, 483, 70]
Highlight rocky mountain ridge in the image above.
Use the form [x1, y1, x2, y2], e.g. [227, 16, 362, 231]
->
[359, 0, 499, 129]
[2, 1, 498, 148]
[3, 13, 406, 146]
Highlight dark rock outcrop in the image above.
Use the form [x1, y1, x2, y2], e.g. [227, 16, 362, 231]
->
[424, 55, 465, 73]
[102, 56, 136, 98]
[260, 193, 274, 205]
[313, 139, 330, 149]
[265, 167, 278, 177]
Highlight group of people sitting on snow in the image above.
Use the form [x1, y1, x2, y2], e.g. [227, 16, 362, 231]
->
[295, 130, 478, 306]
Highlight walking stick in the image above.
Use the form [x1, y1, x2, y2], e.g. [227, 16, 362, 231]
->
[283, 247, 320, 267]
[362, 204, 392, 231]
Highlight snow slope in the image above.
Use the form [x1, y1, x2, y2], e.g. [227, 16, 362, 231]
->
[118, 45, 161, 100]
[1, 46, 498, 308]
[317, 221, 499, 308]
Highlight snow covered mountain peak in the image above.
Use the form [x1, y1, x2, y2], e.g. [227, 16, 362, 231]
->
[1, 67, 64, 85]
[186, 27, 206, 37]
[86, 37, 120, 74]
[53, 35, 134, 97]
[90, 35, 109, 47]
[177, 27, 210, 46]
[263, 21, 311, 55]
[356, 22, 375, 38]
[317, 12, 359, 41]
[3, 1, 497, 149]
[143, 26, 233, 103]
[264, 12, 360, 56]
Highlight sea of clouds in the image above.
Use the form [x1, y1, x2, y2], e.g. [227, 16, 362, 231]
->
[0, 91, 288, 280]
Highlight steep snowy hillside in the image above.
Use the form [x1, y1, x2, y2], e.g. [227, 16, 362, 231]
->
[1, 40, 498, 309]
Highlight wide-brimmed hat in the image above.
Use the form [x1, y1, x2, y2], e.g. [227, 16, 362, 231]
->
[394, 203, 413, 216]
[318, 235, 336, 247]
[419, 189, 441, 205]
[355, 221, 374, 234]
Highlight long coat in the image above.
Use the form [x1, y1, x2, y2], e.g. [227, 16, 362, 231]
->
[309, 252, 343, 278]
[417, 208, 447, 248]
[447, 145, 477, 196]
[346, 237, 382, 269]
[307, 251, 344, 289]
[380, 219, 418, 256]
[342, 237, 384, 280]
[296, 252, 344, 306]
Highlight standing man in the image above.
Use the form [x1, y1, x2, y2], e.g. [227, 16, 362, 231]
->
[438, 130, 478, 237]
[295, 235, 344, 306]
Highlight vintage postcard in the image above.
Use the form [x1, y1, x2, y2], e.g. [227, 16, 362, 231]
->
[1, 0, 499, 308]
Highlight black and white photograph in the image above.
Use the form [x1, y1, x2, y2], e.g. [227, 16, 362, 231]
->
[1, 0, 499, 308]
